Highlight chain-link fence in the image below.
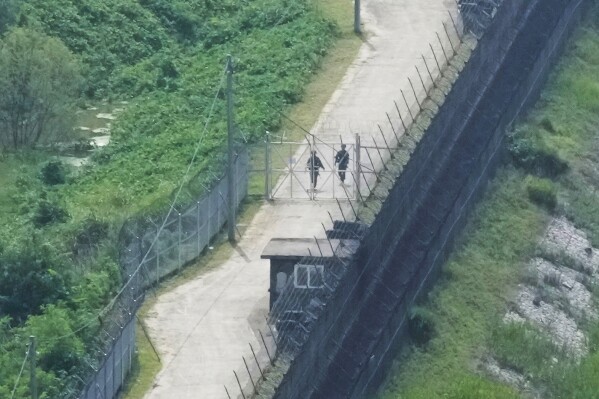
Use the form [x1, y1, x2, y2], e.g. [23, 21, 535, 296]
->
[119, 150, 249, 289]
[79, 317, 136, 399]
[77, 150, 249, 399]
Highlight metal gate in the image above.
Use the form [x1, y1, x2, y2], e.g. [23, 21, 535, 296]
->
[265, 136, 359, 200]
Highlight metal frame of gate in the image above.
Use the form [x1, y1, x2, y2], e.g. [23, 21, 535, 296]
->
[265, 135, 361, 200]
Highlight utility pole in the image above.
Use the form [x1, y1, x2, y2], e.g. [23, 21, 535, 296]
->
[29, 336, 38, 399]
[354, 0, 361, 34]
[226, 55, 236, 243]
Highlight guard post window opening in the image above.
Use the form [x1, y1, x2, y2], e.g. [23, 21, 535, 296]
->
[294, 264, 325, 289]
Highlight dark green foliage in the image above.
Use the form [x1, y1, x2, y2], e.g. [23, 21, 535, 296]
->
[26, 305, 85, 373]
[0, 28, 82, 149]
[0, 239, 69, 321]
[0, 0, 21, 34]
[32, 198, 69, 227]
[526, 176, 557, 210]
[408, 306, 436, 346]
[509, 132, 569, 177]
[72, 216, 110, 257]
[40, 160, 66, 185]
[21, 0, 172, 97]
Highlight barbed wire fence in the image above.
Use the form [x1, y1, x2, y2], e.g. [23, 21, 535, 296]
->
[71, 3, 503, 399]
[74, 150, 249, 399]
[217, 3, 511, 399]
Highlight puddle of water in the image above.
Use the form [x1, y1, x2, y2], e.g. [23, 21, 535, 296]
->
[61, 102, 126, 166]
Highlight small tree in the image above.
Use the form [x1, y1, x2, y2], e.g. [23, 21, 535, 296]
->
[0, 28, 82, 150]
[0, 0, 19, 34]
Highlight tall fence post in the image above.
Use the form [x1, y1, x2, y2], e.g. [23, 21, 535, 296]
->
[265, 132, 271, 201]
[178, 212, 182, 270]
[355, 133, 361, 203]
[197, 201, 201, 254]
[226, 54, 236, 243]
[155, 226, 160, 285]
[354, 0, 361, 34]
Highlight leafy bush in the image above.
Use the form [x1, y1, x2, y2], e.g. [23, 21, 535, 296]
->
[509, 132, 568, 177]
[26, 305, 85, 373]
[526, 176, 558, 211]
[40, 160, 66, 185]
[0, 239, 69, 321]
[408, 306, 436, 346]
[0, 0, 21, 34]
[32, 198, 70, 227]
[0, 28, 82, 150]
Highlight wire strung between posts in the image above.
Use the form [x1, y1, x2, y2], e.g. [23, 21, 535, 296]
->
[10, 349, 29, 399]
[267, 3, 503, 356]
[38, 65, 229, 346]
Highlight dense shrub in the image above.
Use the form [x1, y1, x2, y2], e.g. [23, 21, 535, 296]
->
[32, 198, 70, 227]
[0, 240, 69, 321]
[509, 133, 569, 177]
[40, 161, 66, 185]
[526, 176, 558, 211]
[408, 306, 436, 346]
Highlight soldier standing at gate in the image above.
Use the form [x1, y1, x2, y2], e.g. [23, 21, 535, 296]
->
[306, 150, 324, 191]
[334, 144, 350, 184]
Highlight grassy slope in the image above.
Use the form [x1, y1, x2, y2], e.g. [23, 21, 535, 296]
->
[379, 5, 599, 399]
[120, 1, 361, 398]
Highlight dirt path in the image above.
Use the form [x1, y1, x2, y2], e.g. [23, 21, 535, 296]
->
[143, 1, 458, 398]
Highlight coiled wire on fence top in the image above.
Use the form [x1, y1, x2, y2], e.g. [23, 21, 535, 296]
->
[459, 0, 504, 37]
[267, 0, 505, 359]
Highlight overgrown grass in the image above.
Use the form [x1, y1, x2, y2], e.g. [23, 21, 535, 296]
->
[379, 171, 546, 398]
[247, 0, 362, 196]
[379, 4, 599, 398]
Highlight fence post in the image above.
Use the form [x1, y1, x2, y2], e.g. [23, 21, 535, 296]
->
[265, 132, 271, 200]
[197, 201, 201, 254]
[226, 55, 236, 243]
[155, 226, 160, 284]
[354, 0, 361, 34]
[355, 133, 361, 203]
[178, 212, 182, 270]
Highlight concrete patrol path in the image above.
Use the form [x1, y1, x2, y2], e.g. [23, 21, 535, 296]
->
[143, 1, 459, 398]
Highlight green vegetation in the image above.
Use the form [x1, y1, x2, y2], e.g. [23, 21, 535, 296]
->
[0, 0, 348, 397]
[379, 171, 546, 398]
[379, 3, 599, 398]
[0, 28, 82, 150]
[525, 176, 557, 211]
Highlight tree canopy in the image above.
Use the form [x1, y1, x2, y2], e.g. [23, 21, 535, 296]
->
[0, 28, 82, 150]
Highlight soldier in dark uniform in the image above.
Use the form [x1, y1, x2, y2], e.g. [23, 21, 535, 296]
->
[334, 144, 350, 184]
[306, 150, 324, 190]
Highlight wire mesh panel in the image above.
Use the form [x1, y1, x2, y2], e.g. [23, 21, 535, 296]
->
[79, 150, 249, 399]
[119, 150, 249, 290]
[269, 141, 358, 200]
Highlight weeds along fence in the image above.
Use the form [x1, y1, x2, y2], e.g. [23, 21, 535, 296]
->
[119, 150, 249, 288]
[77, 150, 249, 399]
